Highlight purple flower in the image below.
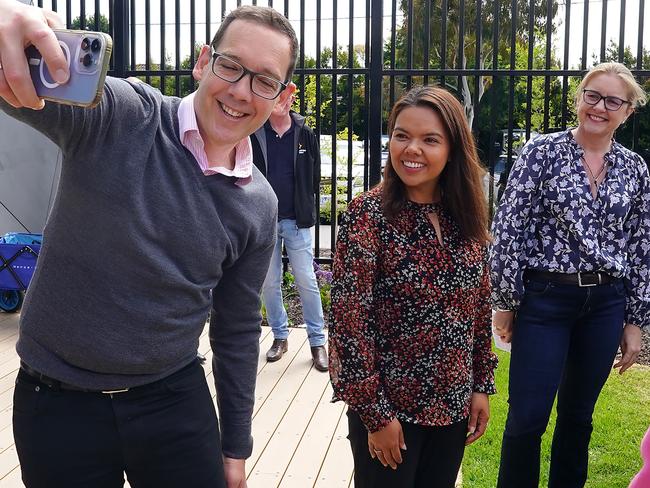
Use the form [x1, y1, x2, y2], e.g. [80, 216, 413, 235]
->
[316, 270, 333, 284]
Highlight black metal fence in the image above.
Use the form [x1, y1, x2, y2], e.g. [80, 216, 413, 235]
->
[35, 0, 650, 260]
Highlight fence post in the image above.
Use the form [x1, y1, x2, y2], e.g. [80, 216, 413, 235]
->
[368, 0, 383, 187]
[112, 0, 130, 78]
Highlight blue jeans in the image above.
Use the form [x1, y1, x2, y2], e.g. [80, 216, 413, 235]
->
[497, 276, 626, 488]
[262, 220, 325, 347]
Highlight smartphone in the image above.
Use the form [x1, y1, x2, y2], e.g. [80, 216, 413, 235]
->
[25, 29, 113, 108]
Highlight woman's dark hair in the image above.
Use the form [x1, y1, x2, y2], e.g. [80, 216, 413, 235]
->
[382, 85, 489, 243]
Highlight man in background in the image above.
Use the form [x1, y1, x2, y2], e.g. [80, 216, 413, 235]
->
[252, 91, 328, 372]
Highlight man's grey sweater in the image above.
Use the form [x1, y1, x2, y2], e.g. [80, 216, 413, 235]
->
[0, 78, 277, 458]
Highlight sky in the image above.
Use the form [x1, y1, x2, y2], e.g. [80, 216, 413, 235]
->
[36, 0, 650, 70]
[555, 0, 649, 68]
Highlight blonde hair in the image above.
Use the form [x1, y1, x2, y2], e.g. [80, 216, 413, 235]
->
[576, 62, 647, 109]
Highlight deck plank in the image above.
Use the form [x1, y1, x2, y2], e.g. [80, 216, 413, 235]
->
[315, 400, 355, 488]
[0, 466, 22, 487]
[280, 383, 349, 488]
[247, 335, 313, 478]
[248, 360, 330, 487]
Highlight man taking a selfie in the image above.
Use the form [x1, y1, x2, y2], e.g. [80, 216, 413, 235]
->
[0, 1, 297, 486]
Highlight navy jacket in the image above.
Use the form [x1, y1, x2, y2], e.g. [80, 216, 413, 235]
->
[251, 111, 320, 228]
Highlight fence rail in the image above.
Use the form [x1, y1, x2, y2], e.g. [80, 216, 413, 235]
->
[33, 0, 650, 261]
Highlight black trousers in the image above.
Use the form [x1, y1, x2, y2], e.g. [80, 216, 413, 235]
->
[13, 360, 226, 488]
[347, 409, 467, 488]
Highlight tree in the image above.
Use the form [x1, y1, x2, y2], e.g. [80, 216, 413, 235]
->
[388, 0, 559, 128]
[474, 33, 580, 165]
[482, 33, 580, 132]
[297, 45, 367, 139]
[70, 14, 110, 34]
[596, 42, 650, 160]
[137, 44, 201, 98]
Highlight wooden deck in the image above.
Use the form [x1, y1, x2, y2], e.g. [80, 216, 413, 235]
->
[0, 313, 354, 488]
[0, 313, 466, 487]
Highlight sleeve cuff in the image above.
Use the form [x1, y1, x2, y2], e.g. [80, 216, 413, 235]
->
[625, 301, 650, 330]
[220, 422, 253, 459]
[347, 393, 396, 433]
[472, 354, 499, 395]
[355, 408, 395, 433]
[490, 292, 520, 312]
[473, 381, 497, 395]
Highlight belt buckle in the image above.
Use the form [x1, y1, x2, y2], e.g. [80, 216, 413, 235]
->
[101, 388, 130, 394]
[578, 272, 600, 287]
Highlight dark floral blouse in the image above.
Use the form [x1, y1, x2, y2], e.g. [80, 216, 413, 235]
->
[329, 187, 498, 433]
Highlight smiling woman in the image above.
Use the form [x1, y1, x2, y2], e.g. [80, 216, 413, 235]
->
[329, 85, 497, 488]
[490, 62, 650, 488]
[382, 86, 490, 243]
[388, 105, 450, 205]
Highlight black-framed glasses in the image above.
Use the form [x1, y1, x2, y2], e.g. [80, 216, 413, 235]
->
[210, 51, 287, 100]
[582, 89, 631, 111]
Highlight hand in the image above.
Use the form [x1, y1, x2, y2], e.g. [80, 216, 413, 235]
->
[493, 310, 515, 343]
[367, 418, 406, 470]
[466, 392, 490, 445]
[614, 324, 642, 374]
[223, 456, 247, 488]
[0, 0, 67, 109]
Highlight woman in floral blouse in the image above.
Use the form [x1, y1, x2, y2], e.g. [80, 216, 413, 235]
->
[490, 62, 649, 488]
[329, 85, 498, 488]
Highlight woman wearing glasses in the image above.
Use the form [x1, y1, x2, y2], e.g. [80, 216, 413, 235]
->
[491, 62, 649, 488]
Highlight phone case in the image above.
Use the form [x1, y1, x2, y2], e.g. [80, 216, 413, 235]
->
[26, 29, 113, 108]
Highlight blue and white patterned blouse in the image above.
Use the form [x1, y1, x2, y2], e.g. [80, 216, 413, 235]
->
[489, 129, 650, 330]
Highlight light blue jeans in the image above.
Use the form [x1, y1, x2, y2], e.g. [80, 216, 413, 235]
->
[262, 219, 326, 347]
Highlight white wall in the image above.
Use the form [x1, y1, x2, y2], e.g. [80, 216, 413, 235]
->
[0, 110, 61, 235]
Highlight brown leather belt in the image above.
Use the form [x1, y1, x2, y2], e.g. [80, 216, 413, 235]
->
[525, 270, 616, 287]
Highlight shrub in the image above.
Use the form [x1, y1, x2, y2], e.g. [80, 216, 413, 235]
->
[319, 182, 352, 224]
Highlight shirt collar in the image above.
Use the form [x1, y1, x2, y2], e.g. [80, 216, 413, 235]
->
[178, 92, 253, 185]
[264, 117, 295, 138]
[566, 128, 618, 165]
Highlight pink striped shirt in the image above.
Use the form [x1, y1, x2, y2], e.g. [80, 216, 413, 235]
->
[178, 92, 252, 185]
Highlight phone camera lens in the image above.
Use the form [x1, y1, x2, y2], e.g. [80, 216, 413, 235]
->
[91, 39, 101, 52]
[82, 53, 94, 67]
[81, 38, 90, 51]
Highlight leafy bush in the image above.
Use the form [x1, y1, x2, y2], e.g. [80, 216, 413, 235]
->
[319, 182, 353, 224]
[313, 261, 333, 315]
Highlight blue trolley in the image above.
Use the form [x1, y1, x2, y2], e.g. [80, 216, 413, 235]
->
[0, 233, 42, 313]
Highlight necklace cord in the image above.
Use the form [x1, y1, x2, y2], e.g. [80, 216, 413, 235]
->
[581, 155, 607, 186]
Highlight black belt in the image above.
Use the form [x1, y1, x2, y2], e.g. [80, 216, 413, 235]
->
[525, 270, 616, 287]
[20, 362, 130, 394]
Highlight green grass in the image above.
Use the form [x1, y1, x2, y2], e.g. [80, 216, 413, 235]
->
[462, 349, 650, 488]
